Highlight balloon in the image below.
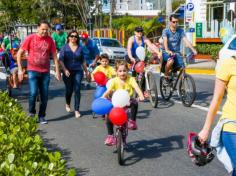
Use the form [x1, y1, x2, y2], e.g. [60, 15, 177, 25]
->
[93, 71, 107, 86]
[106, 79, 113, 89]
[135, 61, 145, 73]
[219, 22, 235, 44]
[91, 98, 113, 115]
[109, 107, 128, 126]
[94, 86, 107, 99]
[136, 46, 145, 61]
[112, 90, 130, 108]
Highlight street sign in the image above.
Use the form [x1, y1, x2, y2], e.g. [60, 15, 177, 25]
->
[189, 28, 195, 32]
[185, 0, 195, 23]
[186, 3, 194, 11]
[196, 22, 203, 38]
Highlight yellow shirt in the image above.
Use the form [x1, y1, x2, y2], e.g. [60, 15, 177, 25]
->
[217, 58, 236, 132]
[108, 76, 137, 97]
[92, 65, 116, 79]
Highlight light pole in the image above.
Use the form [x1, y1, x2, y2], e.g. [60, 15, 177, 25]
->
[166, 0, 172, 25]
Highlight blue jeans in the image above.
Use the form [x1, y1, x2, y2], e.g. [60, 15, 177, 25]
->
[28, 71, 50, 118]
[222, 131, 236, 176]
[62, 70, 83, 111]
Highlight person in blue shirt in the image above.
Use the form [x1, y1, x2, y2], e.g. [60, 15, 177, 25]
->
[59, 30, 89, 118]
[162, 14, 197, 78]
[80, 32, 100, 86]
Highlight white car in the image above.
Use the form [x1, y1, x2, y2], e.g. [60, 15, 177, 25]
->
[217, 34, 236, 70]
[92, 37, 127, 62]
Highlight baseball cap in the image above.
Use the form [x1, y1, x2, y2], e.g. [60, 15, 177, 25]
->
[81, 32, 89, 40]
[12, 42, 19, 49]
[135, 26, 143, 32]
[55, 24, 62, 30]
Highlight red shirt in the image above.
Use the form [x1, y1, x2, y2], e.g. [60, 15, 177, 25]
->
[21, 34, 56, 72]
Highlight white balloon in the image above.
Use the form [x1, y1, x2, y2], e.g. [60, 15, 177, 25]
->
[136, 46, 145, 61]
[106, 79, 113, 89]
[112, 90, 130, 108]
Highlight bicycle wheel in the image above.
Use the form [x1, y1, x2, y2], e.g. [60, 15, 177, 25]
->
[178, 74, 196, 107]
[147, 72, 158, 108]
[160, 76, 172, 101]
[117, 129, 124, 165]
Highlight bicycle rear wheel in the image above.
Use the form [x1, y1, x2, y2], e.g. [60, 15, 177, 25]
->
[178, 74, 196, 107]
[160, 76, 172, 101]
[117, 129, 124, 165]
[147, 72, 158, 108]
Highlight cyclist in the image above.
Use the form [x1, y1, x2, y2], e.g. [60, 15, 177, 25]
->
[80, 32, 100, 87]
[162, 14, 197, 78]
[127, 26, 162, 73]
[51, 24, 67, 52]
[103, 60, 144, 145]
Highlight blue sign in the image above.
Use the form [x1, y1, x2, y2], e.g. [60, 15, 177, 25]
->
[189, 28, 195, 32]
[186, 3, 194, 11]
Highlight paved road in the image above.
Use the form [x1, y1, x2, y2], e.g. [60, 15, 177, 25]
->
[0, 72, 229, 176]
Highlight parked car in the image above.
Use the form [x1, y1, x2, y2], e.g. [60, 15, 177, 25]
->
[217, 34, 236, 70]
[92, 37, 127, 62]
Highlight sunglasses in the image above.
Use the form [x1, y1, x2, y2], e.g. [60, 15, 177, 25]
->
[172, 21, 178, 24]
[70, 35, 78, 38]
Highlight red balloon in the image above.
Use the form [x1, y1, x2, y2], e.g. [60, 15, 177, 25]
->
[109, 107, 128, 126]
[94, 71, 107, 86]
[135, 61, 145, 73]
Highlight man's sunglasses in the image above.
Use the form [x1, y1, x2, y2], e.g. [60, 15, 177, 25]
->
[171, 21, 178, 23]
[70, 35, 78, 38]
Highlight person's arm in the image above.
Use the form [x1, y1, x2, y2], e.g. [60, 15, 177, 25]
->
[198, 78, 227, 143]
[182, 37, 197, 55]
[103, 89, 113, 99]
[144, 38, 162, 59]
[1, 43, 5, 50]
[52, 52, 61, 81]
[82, 61, 89, 77]
[132, 79, 145, 101]
[16, 48, 25, 82]
[127, 36, 136, 63]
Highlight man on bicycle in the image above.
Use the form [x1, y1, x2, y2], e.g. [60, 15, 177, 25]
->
[162, 14, 197, 78]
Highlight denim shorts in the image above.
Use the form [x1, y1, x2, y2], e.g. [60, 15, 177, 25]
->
[162, 51, 185, 69]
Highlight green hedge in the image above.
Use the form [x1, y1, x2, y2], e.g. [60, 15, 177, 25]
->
[0, 91, 76, 175]
[195, 43, 224, 60]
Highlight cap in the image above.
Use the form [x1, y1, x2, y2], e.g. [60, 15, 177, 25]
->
[135, 26, 143, 32]
[81, 32, 89, 40]
[55, 24, 62, 30]
[12, 42, 19, 49]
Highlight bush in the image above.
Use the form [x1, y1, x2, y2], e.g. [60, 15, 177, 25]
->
[0, 91, 76, 176]
[195, 43, 223, 60]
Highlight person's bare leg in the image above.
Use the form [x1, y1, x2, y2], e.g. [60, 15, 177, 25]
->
[165, 60, 174, 77]
[12, 72, 18, 88]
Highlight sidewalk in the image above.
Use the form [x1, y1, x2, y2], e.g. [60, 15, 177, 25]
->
[154, 59, 216, 75]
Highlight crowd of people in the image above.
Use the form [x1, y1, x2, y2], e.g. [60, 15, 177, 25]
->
[0, 14, 236, 176]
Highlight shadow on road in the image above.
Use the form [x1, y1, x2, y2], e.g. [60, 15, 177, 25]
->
[157, 99, 175, 109]
[194, 91, 212, 107]
[123, 135, 184, 166]
[38, 129, 90, 176]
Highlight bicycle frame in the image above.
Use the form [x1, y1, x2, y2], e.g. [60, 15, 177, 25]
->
[171, 68, 184, 91]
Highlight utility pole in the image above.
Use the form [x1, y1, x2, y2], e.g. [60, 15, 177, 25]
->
[166, 0, 172, 25]
[109, 0, 113, 29]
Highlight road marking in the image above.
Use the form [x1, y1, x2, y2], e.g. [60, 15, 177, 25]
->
[173, 99, 222, 115]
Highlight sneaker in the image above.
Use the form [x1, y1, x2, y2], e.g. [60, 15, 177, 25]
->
[65, 104, 71, 112]
[128, 120, 137, 130]
[104, 135, 116, 146]
[38, 117, 48, 124]
[28, 113, 36, 118]
[75, 111, 81, 118]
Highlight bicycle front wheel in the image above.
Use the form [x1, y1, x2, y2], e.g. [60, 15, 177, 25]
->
[178, 74, 196, 107]
[147, 72, 158, 108]
[160, 76, 172, 101]
[117, 129, 124, 165]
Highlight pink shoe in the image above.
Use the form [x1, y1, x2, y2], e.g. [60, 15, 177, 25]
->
[104, 135, 116, 146]
[128, 120, 137, 130]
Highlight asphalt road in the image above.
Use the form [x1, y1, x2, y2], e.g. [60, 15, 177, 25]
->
[0, 71, 230, 176]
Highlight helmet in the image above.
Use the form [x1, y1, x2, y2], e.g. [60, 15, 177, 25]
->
[187, 132, 215, 166]
[81, 32, 89, 40]
[55, 24, 62, 30]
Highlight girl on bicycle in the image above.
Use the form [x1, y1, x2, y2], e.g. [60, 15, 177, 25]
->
[103, 60, 144, 146]
[91, 53, 116, 80]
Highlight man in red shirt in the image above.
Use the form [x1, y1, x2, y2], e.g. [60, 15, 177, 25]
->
[17, 20, 61, 124]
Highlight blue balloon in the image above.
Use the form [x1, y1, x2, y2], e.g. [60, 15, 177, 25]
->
[91, 98, 113, 115]
[93, 86, 107, 99]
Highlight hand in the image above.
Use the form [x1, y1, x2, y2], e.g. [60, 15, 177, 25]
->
[64, 69, 70, 77]
[198, 129, 210, 144]
[168, 51, 174, 56]
[192, 49, 198, 56]
[131, 57, 136, 64]
[55, 71, 61, 81]
[138, 96, 145, 102]
[18, 70, 24, 82]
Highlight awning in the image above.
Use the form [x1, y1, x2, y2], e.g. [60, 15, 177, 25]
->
[224, 0, 236, 2]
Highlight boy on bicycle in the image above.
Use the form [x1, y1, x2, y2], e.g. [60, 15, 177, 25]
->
[162, 14, 197, 78]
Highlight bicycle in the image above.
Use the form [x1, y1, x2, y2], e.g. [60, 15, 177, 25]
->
[132, 46, 158, 108]
[159, 53, 196, 107]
